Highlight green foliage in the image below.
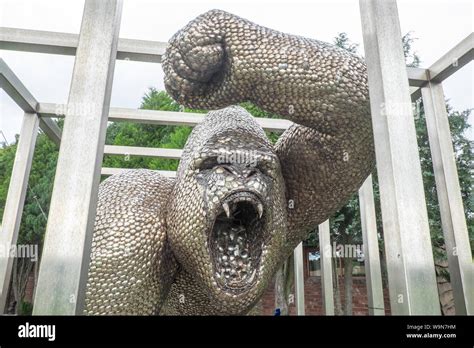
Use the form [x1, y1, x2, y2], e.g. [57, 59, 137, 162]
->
[0, 125, 59, 315]
[402, 32, 421, 68]
[103, 89, 195, 171]
[19, 300, 33, 315]
[333, 32, 359, 54]
[0, 144, 16, 217]
[0, 132, 58, 247]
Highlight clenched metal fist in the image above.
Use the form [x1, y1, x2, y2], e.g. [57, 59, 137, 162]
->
[85, 10, 374, 315]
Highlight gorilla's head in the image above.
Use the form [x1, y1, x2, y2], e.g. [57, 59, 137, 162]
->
[167, 106, 288, 313]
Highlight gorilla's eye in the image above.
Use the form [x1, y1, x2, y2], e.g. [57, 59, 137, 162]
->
[194, 156, 220, 170]
[245, 167, 258, 178]
[220, 165, 234, 174]
[192, 152, 278, 179]
[193, 155, 236, 171]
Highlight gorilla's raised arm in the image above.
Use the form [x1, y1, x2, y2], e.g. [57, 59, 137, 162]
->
[163, 10, 369, 130]
[162, 9, 375, 244]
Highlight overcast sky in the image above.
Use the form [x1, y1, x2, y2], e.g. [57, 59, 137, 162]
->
[1, 0, 473, 144]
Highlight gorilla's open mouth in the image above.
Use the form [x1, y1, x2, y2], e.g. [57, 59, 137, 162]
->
[209, 191, 265, 292]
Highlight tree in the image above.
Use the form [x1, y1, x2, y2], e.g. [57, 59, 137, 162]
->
[402, 31, 421, 68]
[0, 131, 59, 314]
[333, 32, 359, 54]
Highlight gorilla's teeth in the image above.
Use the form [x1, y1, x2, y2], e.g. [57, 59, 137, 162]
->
[257, 203, 264, 219]
[223, 202, 231, 218]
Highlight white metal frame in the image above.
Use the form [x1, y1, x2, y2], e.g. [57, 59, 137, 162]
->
[293, 243, 305, 315]
[361, 0, 441, 315]
[421, 82, 473, 314]
[319, 220, 335, 315]
[359, 175, 385, 315]
[0, 0, 472, 315]
[0, 112, 39, 312]
[32, 0, 123, 315]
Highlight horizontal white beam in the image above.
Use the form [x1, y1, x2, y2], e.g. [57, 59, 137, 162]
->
[0, 27, 77, 55]
[0, 27, 167, 63]
[406, 68, 429, 101]
[0, 58, 37, 112]
[101, 167, 176, 178]
[405, 32, 474, 96]
[0, 58, 62, 146]
[1, 27, 442, 87]
[37, 103, 293, 132]
[406, 67, 429, 87]
[428, 33, 474, 83]
[104, 145, 183, 159]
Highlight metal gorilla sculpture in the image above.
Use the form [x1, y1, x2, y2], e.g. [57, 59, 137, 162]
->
[84, 10, 374, 315]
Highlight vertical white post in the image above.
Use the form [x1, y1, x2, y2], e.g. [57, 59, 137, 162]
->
[0, 113, 39, 313]
[319, 220, 334, 315]
[359, 0, 440, 314]
[33, 0, 123, 315]
[293, 242, 305, 315]
[359, 175, 385, 315]
[421, 82, 474, 315]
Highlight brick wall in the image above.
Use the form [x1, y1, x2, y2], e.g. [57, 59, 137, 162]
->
[24, 271, 35, 303]
[260, 275, 391, 315]
[23, 267, 392, 316]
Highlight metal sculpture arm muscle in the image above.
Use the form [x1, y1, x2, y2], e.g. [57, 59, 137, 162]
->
[162, 9, 375, 244]
[85, 170, 178, 315]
